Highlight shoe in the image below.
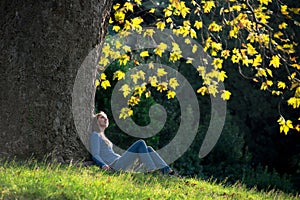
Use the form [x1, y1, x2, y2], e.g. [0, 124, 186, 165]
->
[168, 170, 181, 178]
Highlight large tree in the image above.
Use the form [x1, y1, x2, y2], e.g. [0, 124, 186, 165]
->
[0, 0, 112, 161]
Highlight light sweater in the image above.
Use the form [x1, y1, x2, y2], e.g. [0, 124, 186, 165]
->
[90, 131, 120, 167]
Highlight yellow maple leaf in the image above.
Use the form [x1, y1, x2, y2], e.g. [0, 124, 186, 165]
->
[190, 28, 197, 39]
[102, 44, 111, 55]
[131, 17, 143, 31]
[266, 68, 273, 77]
[120, 84, 132, 97]
[281, 5, 289, 15]
[95, 79, 100, 87]
[154, 43, 167, 57]
[113, 70, 125, 80]
[287, 97, 300, 109]
[169, 78, 179, 89]
[218, 71, 227, 82]
[260, 82, 268, 90]
[277, 116, 293, 135]
[178, 1, 190, 18]
[213, 58, 223, 69]
[221, 90, 231, 100]
[272, 90, 282, 96]
[119, 54, 130, 66]
[148, 62, 154, 69]
[185, 38, 191, 44]
[149, 8, 155, 13]
[157, 82, 168, 92]
[112, 25, 121, 33]
[130, 74, 139, 84]
[256, 68, 267, 77]
[221, 50, 230, 59]
[134, 85, 146, 97]
[279, 22, 288, 29]
[123, 20, 131, 31]
[157, 68, 168, 77]
[247, 44, 258, 56]
[208, 21, 222, 32]
[266, 80, 273, 86]
[128, 96, 140, 106]
[100, 73, 106, 80]
[194, 20, 203, 30]
[202, 1, 215, 13]
[144, 29, 155, 37]
[170, 51, 182, 62]
[164, 7, 173, 17]
[208, 85, 218, 97]
[186, 57, 194, 64]
[167, 90, 176, 99]
[277, 81, 286, 89]
[197, 86, 207, 96]
[229, 26, 239, 38]
[99, 56, 109, 67]
[241, 56, 252, 67]
[149, 76, 158, 87]
[113, 3, 120, 10]
[269, 55, 281, 68]
[122, 45, 131, 52]
[274, 31, 283, 39]
[156, 21, 166, 31]
[166, 17, 173, 23]
[295, 125, 300, 132]
[296, 87, 300, 97]
[259, 0, 272, 6]
[140, 51, 149, 57]
[145, 91, 151, 98]
[119, 107, 133, 119]
[253, 54, 262, 67]
[192, 44, 198, 53]
[124, 2, 134, 12]
[291, 64, 300, 70]
[101, 80, 111, 89]
[115, 40, 122, 49]
[114, 11, 125, 23]
[231, 55, 240, 63]
[134, 0, 142, 6]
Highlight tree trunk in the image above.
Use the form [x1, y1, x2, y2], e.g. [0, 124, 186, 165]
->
[0, 0, 112, 162]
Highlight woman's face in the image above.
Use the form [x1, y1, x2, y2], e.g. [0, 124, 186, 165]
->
[97, 113, 109, 128]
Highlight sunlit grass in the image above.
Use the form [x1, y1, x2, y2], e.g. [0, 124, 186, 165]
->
[0, 160, 297, 200]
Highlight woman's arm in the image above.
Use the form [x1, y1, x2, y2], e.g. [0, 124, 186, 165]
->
[90, 132, 108, 168]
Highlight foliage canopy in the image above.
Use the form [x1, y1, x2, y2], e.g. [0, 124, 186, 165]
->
[96, 0, 300, 134]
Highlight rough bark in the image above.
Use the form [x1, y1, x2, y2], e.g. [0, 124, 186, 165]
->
[0, 0, 112, 162]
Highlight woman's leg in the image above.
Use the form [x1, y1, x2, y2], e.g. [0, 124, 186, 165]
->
[111, 140, 156, 172]
[147, 146, 172, 174]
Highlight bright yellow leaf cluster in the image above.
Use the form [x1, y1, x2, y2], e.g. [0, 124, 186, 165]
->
[103, 0, 300, 133]
[154, 43, 168, 57]
[277, 116, 293, 135]
[96, 73, 111, 90]
[119, 107, 133, 119]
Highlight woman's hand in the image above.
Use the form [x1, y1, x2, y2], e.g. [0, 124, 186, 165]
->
[102, 165, 112, 171]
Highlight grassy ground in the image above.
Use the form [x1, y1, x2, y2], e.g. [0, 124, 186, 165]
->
[0, 160, 298, 200]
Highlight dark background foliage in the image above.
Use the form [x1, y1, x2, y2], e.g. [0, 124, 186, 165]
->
[95, 60, 300, 193]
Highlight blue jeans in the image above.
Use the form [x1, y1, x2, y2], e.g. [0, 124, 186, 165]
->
[110, 140, 171, 174]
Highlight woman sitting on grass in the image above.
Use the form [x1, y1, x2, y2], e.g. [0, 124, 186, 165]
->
[90, 111, 178, 176]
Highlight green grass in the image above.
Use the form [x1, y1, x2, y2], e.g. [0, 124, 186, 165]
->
[0, 160, 298, 200]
